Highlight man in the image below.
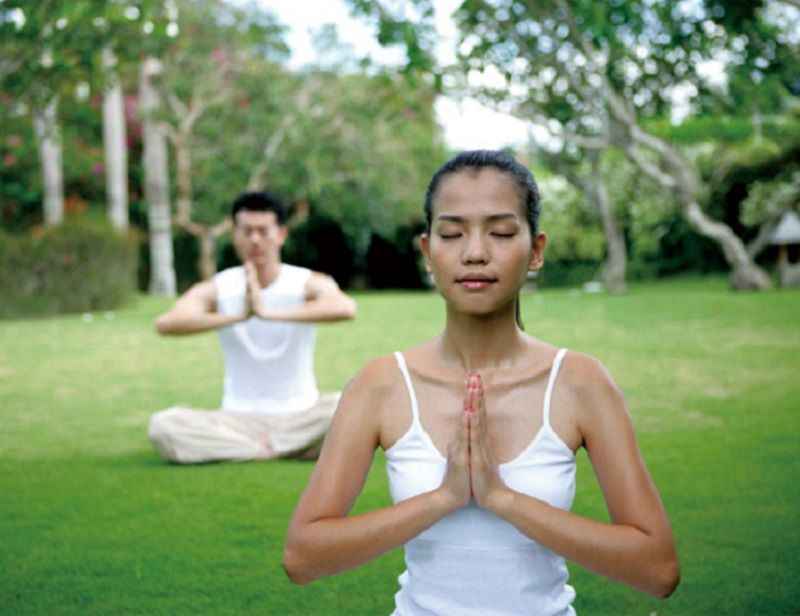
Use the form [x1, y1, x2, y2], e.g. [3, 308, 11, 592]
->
[148, 191, 356, 463]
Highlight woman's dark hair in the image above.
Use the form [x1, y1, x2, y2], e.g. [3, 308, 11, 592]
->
[423, 150, 541, 330]
[423, 150, 541, 235]
[231, 191, 287, 225]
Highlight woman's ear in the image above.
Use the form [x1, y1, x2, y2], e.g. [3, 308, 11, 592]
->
[528, 232, 547, 272]
[420, 234, 433, 273]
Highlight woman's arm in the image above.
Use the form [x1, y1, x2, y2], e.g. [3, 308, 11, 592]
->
[468, 356, 680, 598]
[283, 356, 470, 584]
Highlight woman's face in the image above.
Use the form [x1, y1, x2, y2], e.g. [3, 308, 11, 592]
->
[421, 167, 546, 319]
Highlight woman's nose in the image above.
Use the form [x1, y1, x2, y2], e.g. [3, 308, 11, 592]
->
[462, 233, 487, 264]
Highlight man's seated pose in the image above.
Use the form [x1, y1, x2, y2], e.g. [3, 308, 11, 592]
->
[148, 191, 356, 463]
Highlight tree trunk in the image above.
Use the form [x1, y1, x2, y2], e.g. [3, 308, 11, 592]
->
[747, 212, 783, 260]
[33, 97, 63, 226]
[140, 57, 176, 297]
[102, 47, 129, 231]
[626, 129, 772, 290]
[178, 220, 230, 280]
[588, 155, 626, 294]
[171, 129, 223, 280]
[684, 199, 772, 289]
[173, 132, 193, 228]
[197, 230, 217, 280]
[555, 153, 628, 294]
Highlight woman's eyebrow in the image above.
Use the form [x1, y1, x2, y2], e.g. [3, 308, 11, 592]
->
[435, 214, 466, 223]
[435, 213, 520, 223]
[487, 213, 521, 222]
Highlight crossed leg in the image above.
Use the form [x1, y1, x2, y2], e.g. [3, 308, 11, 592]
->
[148, 393, 339, 464]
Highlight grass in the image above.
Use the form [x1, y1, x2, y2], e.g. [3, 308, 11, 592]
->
[1, 276, 799, 615]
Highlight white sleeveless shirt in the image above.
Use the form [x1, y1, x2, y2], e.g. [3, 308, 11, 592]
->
[214, 264, 319, 414]
[386, 349, 576, 616]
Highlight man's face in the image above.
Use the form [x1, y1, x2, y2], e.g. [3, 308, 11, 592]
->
[232, 210, 287, 267]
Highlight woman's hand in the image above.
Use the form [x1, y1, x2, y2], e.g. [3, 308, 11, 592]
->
[438, 390, 472, 512]
[464, 373, 512, 511]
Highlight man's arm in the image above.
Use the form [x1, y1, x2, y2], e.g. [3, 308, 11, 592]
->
[249, 270, 357, 323]
[154, 279, 247, 335]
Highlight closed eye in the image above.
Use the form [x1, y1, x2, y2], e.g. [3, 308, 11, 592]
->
[491, 232, 516, 238]
[438, 233, 462, 240]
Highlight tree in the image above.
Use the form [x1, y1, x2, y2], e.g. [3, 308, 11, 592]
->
[101, 46, 128, 230]
[0, 0, 163, 229]
[706, 140, 800, 259]
[139, 56, 176, 297]
[88, 0, 175, 232]
[147, 0, 289, 279]
[32, 85, 64, 226]
[538, 148, 627, 293]
[149, 6, 442, 282]
[350, 0, 800, 289]
[0, 3, 72, 226]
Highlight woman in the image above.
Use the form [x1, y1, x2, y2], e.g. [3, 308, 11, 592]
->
[284, 150, 679, 615]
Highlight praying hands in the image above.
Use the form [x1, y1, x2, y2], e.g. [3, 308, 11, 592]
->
[440, 373, 510, 512]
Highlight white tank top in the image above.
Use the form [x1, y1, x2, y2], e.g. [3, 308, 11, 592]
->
[386, 349, 576, 616]
[214, 264, 319, 414]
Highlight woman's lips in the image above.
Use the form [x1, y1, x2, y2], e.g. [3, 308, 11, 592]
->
[460, 280, 492, 290]
[457, 275, 496, 290]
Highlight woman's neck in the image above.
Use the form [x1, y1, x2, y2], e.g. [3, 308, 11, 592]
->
[438, 306, 527, 372]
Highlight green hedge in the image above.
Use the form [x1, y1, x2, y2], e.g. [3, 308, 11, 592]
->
[0, 220, 137, 318]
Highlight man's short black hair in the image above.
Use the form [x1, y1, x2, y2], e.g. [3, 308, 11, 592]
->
[231, 191, 287, 225]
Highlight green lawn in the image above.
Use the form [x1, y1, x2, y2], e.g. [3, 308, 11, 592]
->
[1, 277, 798, 615]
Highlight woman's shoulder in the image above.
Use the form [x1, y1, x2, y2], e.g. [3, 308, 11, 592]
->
[557, 349, 626, 416]
[354, 353, 401, 383]
[341, 341, 437, 407]
[552, 350, 634, 451]
[342, 354, 406, 406]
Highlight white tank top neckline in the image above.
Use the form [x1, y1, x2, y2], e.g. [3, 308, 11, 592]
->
[385, 347, 577, 616]
[388, 347, 573, 465]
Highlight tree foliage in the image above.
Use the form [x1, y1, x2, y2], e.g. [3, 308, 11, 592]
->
[350, 0, 800, 288]
[0, 0, 171, 105]
[145, 2, 442, 279]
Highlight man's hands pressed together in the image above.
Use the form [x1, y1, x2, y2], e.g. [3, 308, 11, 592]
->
[244, 261, 267, 319]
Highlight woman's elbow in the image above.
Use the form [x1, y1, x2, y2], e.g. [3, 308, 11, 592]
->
[283, 545, 318, 585]
[649, 556, 681, 598]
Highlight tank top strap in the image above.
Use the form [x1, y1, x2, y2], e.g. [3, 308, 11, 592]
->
[542, 348, 568, 427]
[394, 352, 421, 426]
